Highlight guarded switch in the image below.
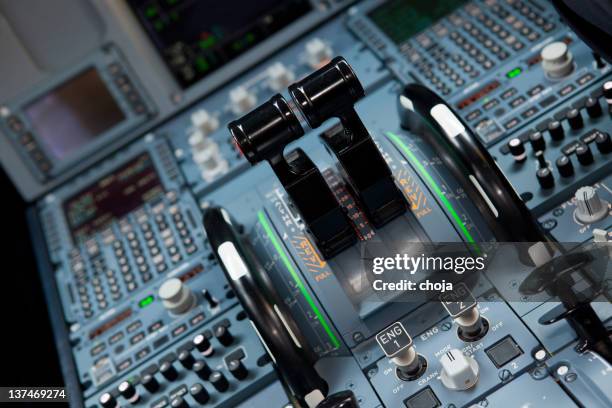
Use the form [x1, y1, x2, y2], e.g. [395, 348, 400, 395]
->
[439, 349, 479, 391]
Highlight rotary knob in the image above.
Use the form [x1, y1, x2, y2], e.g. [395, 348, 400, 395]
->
[193, 360, 212, 380]
[160, 361, 179, 381]
[141, 373, 159, 393]
[228, 359, 248, 380]
[214, 325, 234, 346]
[566, 109, 584, 130]
[541, 42, 574, 78]
[189, 383, 210, 404]
[585, 97, 603, 118]
[529, 131, 546, 152]
[118, 381, 140, 404]
[209, 371, 230, 392]
[508, 138, 526, 162]
[603, 81, 612, 106]
[537, 167, 555, 189]
[440, 349, 479, 390]
[574, 186, 610, 224]
[158, 278, 195, 314]
[99, 393, 119, 408]
[596, 132, 612, 154]
[548, 120, 565, 141]
[576, 144, 594, 166]
[178, 350, 195, 369]
[556, 155, 574, 178]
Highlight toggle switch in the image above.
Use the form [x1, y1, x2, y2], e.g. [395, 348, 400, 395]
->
[441, 282, 487, 340]
[376, 322, 426, 381]
[439, 349, 479, 391]
[201, 289, 219, 308]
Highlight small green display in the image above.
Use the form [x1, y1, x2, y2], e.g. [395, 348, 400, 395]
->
[506, 67, 523, 79]
[139, 295, 154, 308]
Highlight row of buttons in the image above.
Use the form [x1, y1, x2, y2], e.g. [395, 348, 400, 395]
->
[506, 0, 556, 33]
[107, 63, 147, 116]
[3, 115, 53, 174]
[467, 72, 599, 145]
[98, 315, 255, 408]
[89, 311, 207, 362]
[71, 192, 201, 321]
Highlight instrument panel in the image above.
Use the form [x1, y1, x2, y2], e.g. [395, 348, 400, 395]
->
[1, 0, 611, 407]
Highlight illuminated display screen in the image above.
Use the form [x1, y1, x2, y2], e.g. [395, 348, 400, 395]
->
[63, 153, 164, 241]
[369, 0, 467, 45]
[24, 68, 125, 161]
[127, 0, 312, 88]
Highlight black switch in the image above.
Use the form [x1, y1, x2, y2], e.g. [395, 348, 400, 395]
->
[160, 361, 178, 381]
[576, 144, 594, 165]
[556, 155, 574, 178]
[566, 108, 584, 130]
[178, 350, 195, 369]
[596, 131, 612, 154]
[170, 396, 189, 408]
[529, 131, 546, 152]
[228, 359, 248, 380]
[585, 97, 602, 118]
[189, 383, 210, 404]
[547, 120, 564, 141]
[209, 371, 230, 392]
[141, 373, 159, 393]
[193, 360, 212, 380]
[537, 167, 554, 189]
[214, 325, 234, 347]
[485, 335, 523, 368]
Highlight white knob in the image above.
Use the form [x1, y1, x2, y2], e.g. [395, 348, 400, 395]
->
[305, 38, 332, 69]
[541, 42, 574, 78]
[440, 349, 479, 391]
[267, 62, 295, 91]
[229, 86, 257, 115]
[158, 278, 195, 314]
[191, 109, 219, 136]
[574, 186, 609, 224]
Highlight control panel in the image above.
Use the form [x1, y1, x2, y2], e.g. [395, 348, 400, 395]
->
[5, 0, 610, 407]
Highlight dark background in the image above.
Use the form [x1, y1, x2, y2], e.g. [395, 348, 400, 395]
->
[0, 167, 64, 387]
